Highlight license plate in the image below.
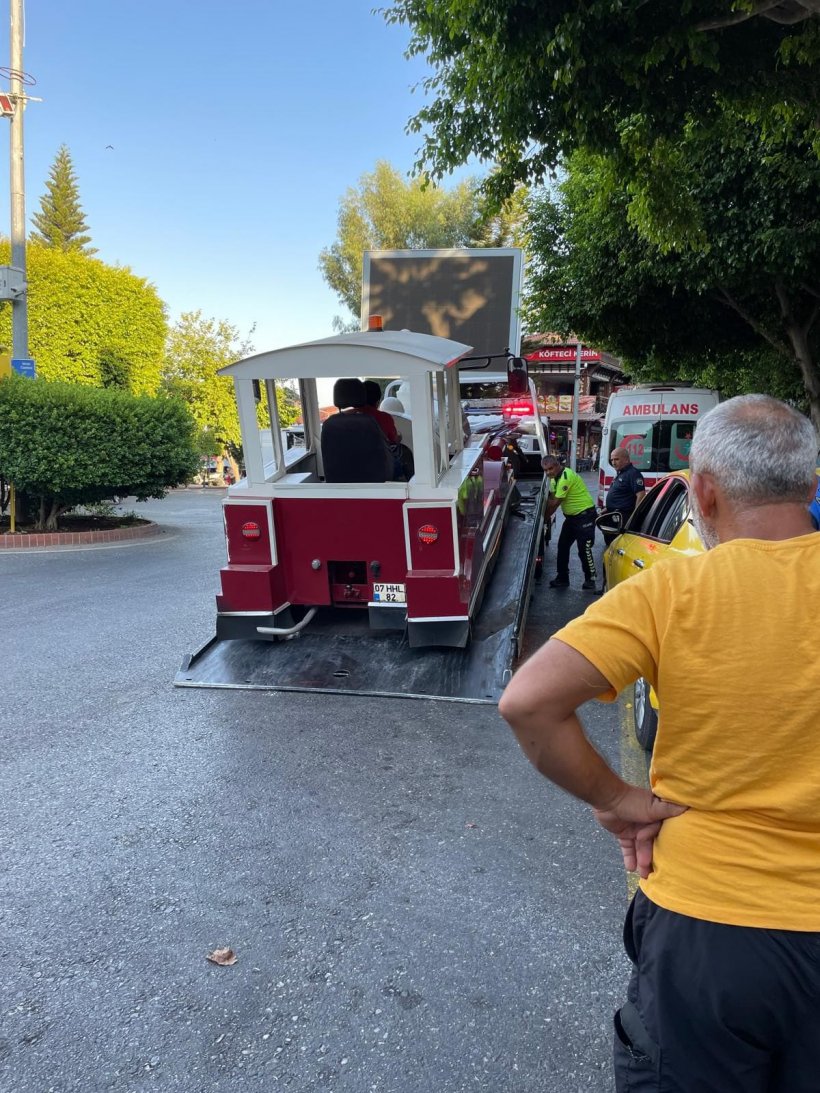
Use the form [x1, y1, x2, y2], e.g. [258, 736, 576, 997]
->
[372, 582, 406, 604]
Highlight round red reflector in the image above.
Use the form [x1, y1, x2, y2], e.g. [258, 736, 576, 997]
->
[418, 523, 438, 545]
[241, 521, 261, 540]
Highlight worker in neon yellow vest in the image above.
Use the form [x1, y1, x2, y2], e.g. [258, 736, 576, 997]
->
[542, 456, 597, 591]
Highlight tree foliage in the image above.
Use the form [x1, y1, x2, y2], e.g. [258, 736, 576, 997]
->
[161, 312, 250, 450]
[0, 240, 167, 393]
[30, 144, 96, 254]
[383, 1, 820, 227]
[161, 312, 302, 465]
[0, 376, 198, 529]
[318, 160, 524, 323]
[523, 122, 820, 430]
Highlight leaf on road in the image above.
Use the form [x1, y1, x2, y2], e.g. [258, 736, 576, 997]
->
[206, 947, 237, 966]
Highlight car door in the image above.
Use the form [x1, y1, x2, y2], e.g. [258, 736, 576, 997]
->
[605, 476, 692, 586]
[604, 482, 669, 586]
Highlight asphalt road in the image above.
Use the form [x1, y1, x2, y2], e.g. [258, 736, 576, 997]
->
[2, 483, 639, 1093]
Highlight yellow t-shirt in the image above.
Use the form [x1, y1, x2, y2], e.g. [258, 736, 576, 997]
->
[553, 532, 820, 930]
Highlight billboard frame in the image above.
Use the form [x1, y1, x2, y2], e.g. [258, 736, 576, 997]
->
[361, 248, 523, 361]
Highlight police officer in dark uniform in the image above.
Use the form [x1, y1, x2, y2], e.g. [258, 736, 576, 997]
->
[603, 447, 646, 543]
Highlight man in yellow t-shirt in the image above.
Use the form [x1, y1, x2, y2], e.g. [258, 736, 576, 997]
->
[500, 395, 820, 1093]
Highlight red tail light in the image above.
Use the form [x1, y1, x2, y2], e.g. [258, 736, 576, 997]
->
[241, 521, 261, 540]
[503, 400, 534, 418]
[418, 524, 438, 545]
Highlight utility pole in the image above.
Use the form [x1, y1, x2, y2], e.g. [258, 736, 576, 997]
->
[9, 0, 27, 358]
[570, 340, 581, 471]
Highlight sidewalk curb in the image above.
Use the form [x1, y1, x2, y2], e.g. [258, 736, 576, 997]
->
[0, 521, 162, 550]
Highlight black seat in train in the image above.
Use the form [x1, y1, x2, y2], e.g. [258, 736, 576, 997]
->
[321, 378, 395, 483]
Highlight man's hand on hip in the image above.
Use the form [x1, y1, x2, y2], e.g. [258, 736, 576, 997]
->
[593, 785, 687, 878]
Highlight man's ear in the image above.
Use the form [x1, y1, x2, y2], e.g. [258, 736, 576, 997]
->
[691, 472, 718, 519]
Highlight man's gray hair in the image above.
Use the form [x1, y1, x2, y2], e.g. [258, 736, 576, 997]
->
[690, 394, 817, 504]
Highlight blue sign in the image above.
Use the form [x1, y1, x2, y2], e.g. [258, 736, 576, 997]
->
[11, 358, 35, 378]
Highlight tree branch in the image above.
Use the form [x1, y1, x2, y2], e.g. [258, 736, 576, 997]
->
[695, 0, 815, 30]
[775, 279, 820, 362]
[712, 287, 792, 358]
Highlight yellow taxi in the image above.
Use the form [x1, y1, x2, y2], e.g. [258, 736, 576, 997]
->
[598, 471, 703, 749]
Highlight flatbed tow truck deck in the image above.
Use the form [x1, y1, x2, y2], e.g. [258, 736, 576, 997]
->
[175, 478, 546, 704]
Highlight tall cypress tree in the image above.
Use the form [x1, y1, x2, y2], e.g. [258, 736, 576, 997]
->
[31, 145, 96, 254]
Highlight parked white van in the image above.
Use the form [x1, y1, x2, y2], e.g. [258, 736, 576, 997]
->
[597, 384, 720, 509]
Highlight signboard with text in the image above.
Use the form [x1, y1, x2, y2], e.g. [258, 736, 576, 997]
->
[11, 358, 36, 378]
[526, 347, 602, 363]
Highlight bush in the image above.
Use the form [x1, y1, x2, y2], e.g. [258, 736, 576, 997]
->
[0, 239, 167, 393]
[0, 376, 199, 529]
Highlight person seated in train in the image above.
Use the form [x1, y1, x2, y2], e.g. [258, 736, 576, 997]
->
[361, 380, 401, 445]
[379, 396, 413, 450]
[321, 378, 395, 483]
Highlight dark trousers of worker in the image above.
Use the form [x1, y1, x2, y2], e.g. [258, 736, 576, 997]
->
[614, 890, 820, 1093]
[555, 507, 597, 582]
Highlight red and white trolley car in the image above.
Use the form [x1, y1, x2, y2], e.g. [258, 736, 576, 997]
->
[177, 326, 547, 701]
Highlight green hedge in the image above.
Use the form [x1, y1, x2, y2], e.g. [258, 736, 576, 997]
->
[0, 240, 167, 393]
[0, 376, 198, 528]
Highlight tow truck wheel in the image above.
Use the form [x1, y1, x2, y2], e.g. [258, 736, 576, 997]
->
[634, 677, 659, 752]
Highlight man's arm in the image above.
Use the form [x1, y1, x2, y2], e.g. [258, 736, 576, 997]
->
[545, 496, 561, 518]
[498, 638, 685, 877]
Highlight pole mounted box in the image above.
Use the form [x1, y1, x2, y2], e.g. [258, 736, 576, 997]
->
[0, 265, 26, 300]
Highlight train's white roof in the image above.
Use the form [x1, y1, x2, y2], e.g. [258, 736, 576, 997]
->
[219, 329, 473, 381]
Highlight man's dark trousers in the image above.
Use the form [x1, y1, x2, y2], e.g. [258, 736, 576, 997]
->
[555, 507, 597, 581]
[615, 890, 820, 1092]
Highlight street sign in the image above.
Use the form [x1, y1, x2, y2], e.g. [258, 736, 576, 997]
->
[0, 93, 13, 117]
[11, 357, 35, 377]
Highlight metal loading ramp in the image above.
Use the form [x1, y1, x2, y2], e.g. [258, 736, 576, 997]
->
[175, 480, 546, 704]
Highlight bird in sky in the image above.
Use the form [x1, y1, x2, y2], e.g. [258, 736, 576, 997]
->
[105, 144, 114, 150]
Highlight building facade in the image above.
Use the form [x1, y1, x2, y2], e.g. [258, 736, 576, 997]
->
[522, 337, 626, 466]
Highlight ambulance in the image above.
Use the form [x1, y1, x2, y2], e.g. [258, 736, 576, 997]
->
[597, 384, 720, 510]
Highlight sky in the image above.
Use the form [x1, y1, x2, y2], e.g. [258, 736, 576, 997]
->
[0, 0, 476, 356]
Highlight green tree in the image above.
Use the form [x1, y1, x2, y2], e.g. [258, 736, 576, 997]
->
[161, 311, 279, 453]
[98, 347, 133, 390]
[471, 182, 530, 250]
[0, 375, 198, 530]
[523, 123, 820, 430]
[383, 1, 819, 236]
[30, 145, 97, 254]
[319, 161, 500, 324]
[0, 240, 167, 393]
[386, 0, 820, 174]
